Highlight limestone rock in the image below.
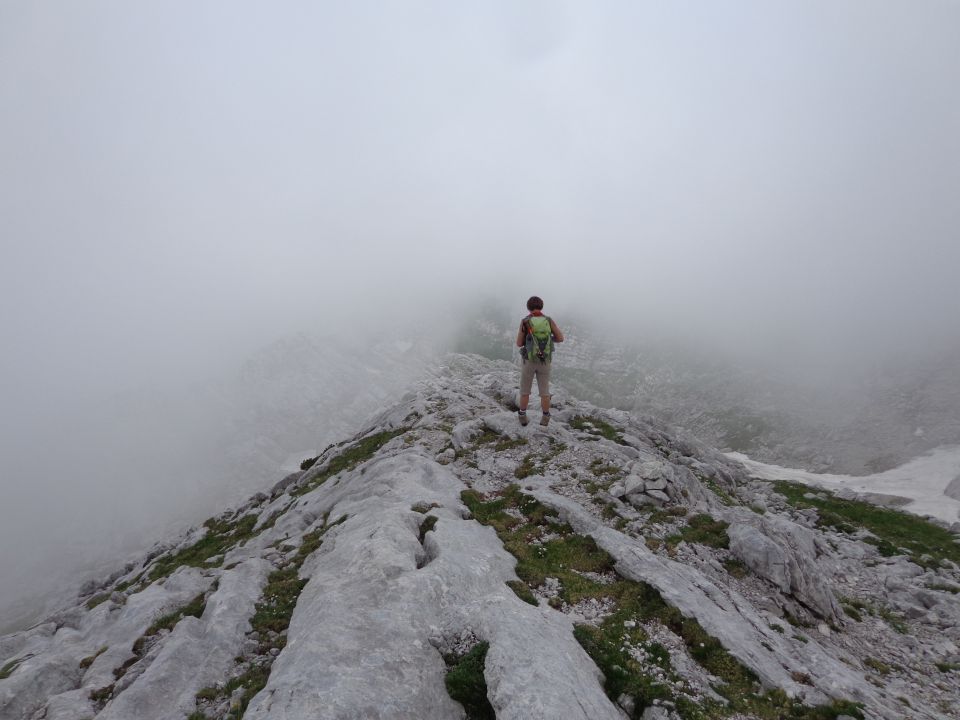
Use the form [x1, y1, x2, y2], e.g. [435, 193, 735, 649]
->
[728, 517, 842, 623]
[0, 354, 949, 720]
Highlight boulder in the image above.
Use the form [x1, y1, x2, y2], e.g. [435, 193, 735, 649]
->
[644, 478, 668, 492]
[646, 489, 670, 504]
[626, 492, 659, 508]
[728, 517, 842, 623]
[623, 475, 645, 496]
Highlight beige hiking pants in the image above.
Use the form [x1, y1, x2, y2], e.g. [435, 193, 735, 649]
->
[520, 359, 551, 397]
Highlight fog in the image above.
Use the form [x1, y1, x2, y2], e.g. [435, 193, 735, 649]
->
[2, 1, 959, 629]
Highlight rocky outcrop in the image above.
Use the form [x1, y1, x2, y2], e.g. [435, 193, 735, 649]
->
[727, 517, 842, 623]
[2, 354, 958, 720]
[946, 474, 960, 501]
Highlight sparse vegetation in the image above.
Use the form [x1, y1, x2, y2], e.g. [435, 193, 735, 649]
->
[771, 479, 960, 569]
[114, 573, 143, 593]
[444, 641, 495, 720]
[471, 426, 502, 446]
[251, 566, 306, 639]
[570, 415, 629, 445]
[147, 513, 258, 581]
[293, 427, 408, 496]
[418, 515, 438, 544]
[89, 684, 114, 704]
[145, 592, 208, 639]
[514, 453, 542, 479]
[79, 646, 108, 670]
[190, 515, 347, 717]
[665, 514, 730, 550]
[699, 475, 737, 506]
[461, 485, 864, 720]
[839, 596, 909, 634]
[494, 436, 528, 451]
[0, 657, 26, 679]
[864, 657, 891, 675]
[647, 506, 689, 524]
[926, 581, 960, 594]
[722, 558, 750, 579]
[589, 459, 621, 477]
[507, 579, 537, 605]
[85, 592, 111, 610]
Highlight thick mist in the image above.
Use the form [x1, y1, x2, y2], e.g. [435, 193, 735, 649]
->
[2, 1, 959, 629]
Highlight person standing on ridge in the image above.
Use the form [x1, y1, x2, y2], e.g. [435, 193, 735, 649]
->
[516, 296, 564, 426]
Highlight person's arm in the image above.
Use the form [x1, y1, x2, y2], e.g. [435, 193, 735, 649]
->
[516, 320, 527, 348]
[549, 318, 564, 343]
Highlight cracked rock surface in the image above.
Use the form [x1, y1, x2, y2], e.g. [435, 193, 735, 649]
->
[2, 354, 959, 719]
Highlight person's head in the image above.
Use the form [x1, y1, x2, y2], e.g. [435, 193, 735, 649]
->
[526, 296, 544, 312]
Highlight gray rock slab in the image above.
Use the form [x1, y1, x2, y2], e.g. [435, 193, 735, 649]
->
[244, 453, 621, 720]
[96, 560, 270, 720]
[525, 482, 905, 720]
[39, 688, 96, 720]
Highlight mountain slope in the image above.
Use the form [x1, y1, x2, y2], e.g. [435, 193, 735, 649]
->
[3, 355, 959, 719]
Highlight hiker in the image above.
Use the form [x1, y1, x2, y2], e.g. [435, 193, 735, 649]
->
[516, 296, 564, 426]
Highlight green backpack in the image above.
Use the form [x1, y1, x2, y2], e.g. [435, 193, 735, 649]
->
[522, 315, 554, 362]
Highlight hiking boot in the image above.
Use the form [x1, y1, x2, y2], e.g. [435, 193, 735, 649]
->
[540, 412, 551, 427]
[518, 410, 529, 426]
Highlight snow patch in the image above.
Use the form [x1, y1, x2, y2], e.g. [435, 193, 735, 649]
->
[728, 445, 960, 523]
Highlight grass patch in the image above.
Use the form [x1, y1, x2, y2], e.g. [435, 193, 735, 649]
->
[251, 566, 306, 640]
[589, 459, 621, 477]
[864, 657, 891, 675]
[926, 581, 960, 594]
[0, 657, 26, 679]
[666, 514, 730, 550]
[145, 592, 207, 637]
[514, 453, 542, 479]
[114, 573, 144, 593]
[85, 592, 111, 610]
[462, 486, 863, 720]
[197, 663, 271, 719]
[771, 480, 960, 569]
[700, 475, 738, 506]
[148, 514, 258, 581]
[444, 642, 495, 720]
[89, 684, 114, 704]
[191, 516, 346, 716]
[647, 506, 689, 524]
[570, 415, 628, 445]
[495, 436, 529, 451]
[935, 661, 960, 673]
[471, 427, 502, 446]
[841, 604, 862, 622]
[875, 606, 909, 634]
[506, 580, 538, 605]
[723, 558, 750, 579]
[418, 515, 439, 544]
[293, 427, 408, 496]
[79, 646, 108, 670]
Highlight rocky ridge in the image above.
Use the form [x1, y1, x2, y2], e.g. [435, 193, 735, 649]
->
[2, 354, 959, 719]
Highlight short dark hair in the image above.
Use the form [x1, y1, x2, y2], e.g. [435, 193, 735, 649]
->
[526, 296, 544, 311]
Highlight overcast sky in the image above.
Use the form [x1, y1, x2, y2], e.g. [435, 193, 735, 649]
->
[1, 1, 960, 624]
[3, 1, 959, 399]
